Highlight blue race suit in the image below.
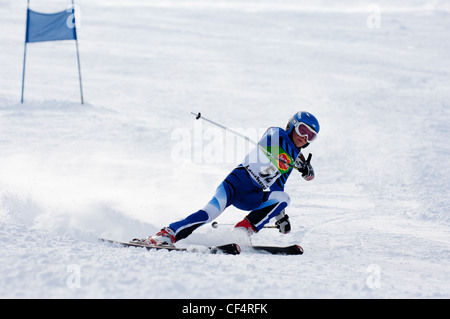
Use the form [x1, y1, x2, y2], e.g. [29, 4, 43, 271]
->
[169, 127, 301, 242]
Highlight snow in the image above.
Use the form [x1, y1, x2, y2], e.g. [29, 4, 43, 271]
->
[0, 0, 449, 299]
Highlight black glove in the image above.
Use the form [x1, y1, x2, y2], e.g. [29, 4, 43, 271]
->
[275, 213, 291, 234]
[298, 153, 314, 181]
[299, 163, 314, 181]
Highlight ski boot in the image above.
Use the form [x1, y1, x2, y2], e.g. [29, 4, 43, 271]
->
[234, 218, 256, 236]
[145, 227, 176, 246]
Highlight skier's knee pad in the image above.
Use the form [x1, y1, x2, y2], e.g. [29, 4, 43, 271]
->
[201, 183, 229, 222]
[268, 191, 290, 206]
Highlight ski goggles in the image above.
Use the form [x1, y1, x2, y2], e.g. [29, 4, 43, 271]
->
[294, 122, 318, 143]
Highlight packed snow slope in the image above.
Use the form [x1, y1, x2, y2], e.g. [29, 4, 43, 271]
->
[0, 0, 449, 298]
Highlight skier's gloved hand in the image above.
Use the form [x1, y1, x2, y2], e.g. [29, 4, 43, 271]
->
[275, 212, 291, 234]
[296, 153, 314, 181]
[299, 162, 314, 181]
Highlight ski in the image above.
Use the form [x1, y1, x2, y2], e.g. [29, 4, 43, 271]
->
[251, 244, 303, 255]
[99, 238, 241, 255]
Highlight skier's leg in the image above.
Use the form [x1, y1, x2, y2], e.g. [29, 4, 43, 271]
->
[147, 166, 253, 245]
[235, 191, 290, 233]
[168, 182, 231, 242]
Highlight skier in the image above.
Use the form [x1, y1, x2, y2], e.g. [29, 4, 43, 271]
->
[144, 111, 319, 246]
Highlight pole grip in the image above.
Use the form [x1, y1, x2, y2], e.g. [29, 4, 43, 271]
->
[191, 112, 202, 119]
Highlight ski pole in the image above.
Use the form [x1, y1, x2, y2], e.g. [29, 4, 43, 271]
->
[211, 221, 278, 229]
[191, 112, 258, 145]
[191, 112, 309, 172]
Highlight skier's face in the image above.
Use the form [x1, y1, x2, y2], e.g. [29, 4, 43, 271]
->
[292, 129, 308, 148]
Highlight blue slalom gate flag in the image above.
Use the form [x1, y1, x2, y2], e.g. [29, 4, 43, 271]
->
[26, 9, 77, 43]
[21, 2, 83, 104]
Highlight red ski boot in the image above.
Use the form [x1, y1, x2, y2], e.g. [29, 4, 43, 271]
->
[146, 227, 176, 246]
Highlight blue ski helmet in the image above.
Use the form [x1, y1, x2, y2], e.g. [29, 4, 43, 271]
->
[286, 111, 320, 144]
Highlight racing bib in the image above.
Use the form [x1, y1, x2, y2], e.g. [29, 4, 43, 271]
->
[243, 144, 293, 189]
